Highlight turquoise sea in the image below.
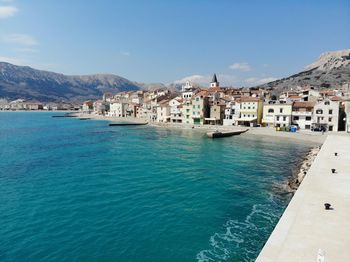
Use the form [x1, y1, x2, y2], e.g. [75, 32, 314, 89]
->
[0, 112, 311, 262]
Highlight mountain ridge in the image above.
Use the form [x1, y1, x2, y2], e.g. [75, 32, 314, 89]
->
[257, 49, 350, 92]
[0, 62, 141, 102]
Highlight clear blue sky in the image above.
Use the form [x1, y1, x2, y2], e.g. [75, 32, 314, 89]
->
[1, 0, 349, 86]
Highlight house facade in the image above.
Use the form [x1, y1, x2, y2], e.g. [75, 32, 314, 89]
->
[237, 97, 263, 126]
[207, 99, 226, 125]
[191, 91, 209, 125]
[292, 101, 315, 130]
[312, 99, 340, 131]
[223, 101, 240, 126]
[156, 101, 170, 123]
[108, 101, 127, 117]
[262, 102, 292, 127]
[182, 100, 193, 125]
[169, 97, 182, 123]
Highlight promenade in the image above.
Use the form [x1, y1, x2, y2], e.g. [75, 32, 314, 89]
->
[256, 134, 350, 261]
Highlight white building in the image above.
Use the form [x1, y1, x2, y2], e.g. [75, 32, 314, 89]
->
[140, 100, 157, 121]
[292, 101, 315, 130]
[156, 100, 170, 123]
[130, 91, 144, 104]
[262, 102, 292, 127]
[93, 100, 109, 115]
[181, 81, 196, 101]
[169, 97, 183, 123]
[312, 99, 340, 131]
[223, 101, 240, 126]
[108, 101, 127, 117]
[298, 89, 320, 102]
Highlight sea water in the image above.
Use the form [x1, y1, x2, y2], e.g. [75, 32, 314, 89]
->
[0, 112, 311, 262]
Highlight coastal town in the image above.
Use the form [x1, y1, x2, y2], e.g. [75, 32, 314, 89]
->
[92, 75, 350, 133]
[1, 74, 350, 133]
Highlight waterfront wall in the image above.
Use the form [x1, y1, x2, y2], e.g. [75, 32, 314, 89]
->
[256, 134, 350, 261]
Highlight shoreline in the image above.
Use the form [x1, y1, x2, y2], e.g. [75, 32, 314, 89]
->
[256, 134, 350, 261]
[74, 113, 327, 144]
[287, 146, 321, 191]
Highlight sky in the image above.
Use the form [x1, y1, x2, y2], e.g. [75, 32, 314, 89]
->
[0, 0, 349, 87]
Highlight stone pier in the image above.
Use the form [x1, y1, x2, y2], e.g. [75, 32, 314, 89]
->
[256, 134, 350, 262]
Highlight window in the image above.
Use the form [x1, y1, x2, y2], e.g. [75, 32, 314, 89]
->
[325, 101, 330, 105]
[306, 116, 311, 121]
[329, 109, 333, 114]
[198, 105, 200, 109]
[283, 116, 286, 121]
[329, 125, 333, 131]
[214, 108, 217, 111]
[305, 125, 311, 129]
[294, 116, 299, 120]
[316, 109, 323, 114]
[193, 105, 195, 109]
[196, 97, 199, 101]
[268, 108, 274, 113]
[277, 116, 280, 121]
[329, 117, 332, 122]
[280, 108, 283, 113]
[186, 109, 190, 112]
[248, 107, 251, 109]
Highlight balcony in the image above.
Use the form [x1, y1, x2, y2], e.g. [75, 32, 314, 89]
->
[292, 111, 312, 116]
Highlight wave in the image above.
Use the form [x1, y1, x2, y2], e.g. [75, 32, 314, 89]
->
[196, 195, 283, 262]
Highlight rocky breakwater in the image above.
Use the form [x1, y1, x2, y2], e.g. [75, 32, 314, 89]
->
[287, 146, 321, 191]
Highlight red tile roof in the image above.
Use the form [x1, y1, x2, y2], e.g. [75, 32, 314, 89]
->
[240, 96, 262, 102]
[292, 101, 315, 108]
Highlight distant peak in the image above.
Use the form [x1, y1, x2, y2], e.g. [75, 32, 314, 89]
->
[305, 49, 350, 71]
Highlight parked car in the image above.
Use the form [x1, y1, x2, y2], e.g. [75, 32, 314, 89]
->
[311, 126, 326, 132]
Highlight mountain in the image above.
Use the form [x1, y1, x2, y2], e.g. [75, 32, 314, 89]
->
[0, 62, 141, 102]
[258, 49, 350, 92]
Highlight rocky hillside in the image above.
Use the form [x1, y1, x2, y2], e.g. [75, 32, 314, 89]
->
[258, 49, 350, 92]
[0, 62, 141, 102]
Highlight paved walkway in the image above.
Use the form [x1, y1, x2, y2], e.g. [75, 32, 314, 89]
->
[256, 134, 350, 262]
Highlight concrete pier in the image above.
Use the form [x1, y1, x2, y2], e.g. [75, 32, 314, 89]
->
[256, 134, 350, 262]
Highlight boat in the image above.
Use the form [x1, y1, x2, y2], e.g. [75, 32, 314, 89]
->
[52, 115, 77, 118]
[206, 129, 248, 138]
[109, 122, 148, 126]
